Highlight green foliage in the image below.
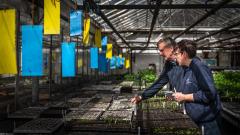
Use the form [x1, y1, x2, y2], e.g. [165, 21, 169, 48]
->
[123, 74, 136, 81]
[213, 71, 240, 98]
[123, 69, 157, 84]
[138, 69, 156, 83]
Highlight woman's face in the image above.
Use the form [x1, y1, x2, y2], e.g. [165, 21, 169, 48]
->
[174, 49, 186, 66]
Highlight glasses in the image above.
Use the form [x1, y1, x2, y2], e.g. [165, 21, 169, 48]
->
[173, 51, 182, 56]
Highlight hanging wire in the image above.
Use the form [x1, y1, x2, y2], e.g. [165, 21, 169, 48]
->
[74, 0, 78, 10]
[31, 0, 34, 24]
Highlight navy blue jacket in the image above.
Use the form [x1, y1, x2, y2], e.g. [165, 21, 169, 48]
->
[182, 57, 221, 124]
[141, 60, 184, 100]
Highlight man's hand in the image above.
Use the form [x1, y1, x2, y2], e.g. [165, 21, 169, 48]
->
[130, 96, 142, 104]
[172, 92, 185, 102]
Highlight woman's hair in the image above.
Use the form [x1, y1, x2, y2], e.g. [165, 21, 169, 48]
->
[177, 40, 197, 58]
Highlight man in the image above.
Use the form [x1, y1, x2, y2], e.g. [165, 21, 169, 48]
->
[173, 40, 221, 135]
[131, 37, 183, 103]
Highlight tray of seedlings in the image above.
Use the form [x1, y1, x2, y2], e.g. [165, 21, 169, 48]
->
[68, 110, 134, 132]
[100, 110, 134, 132]
[67, 97, 93, 110]
[78, 97, 111, 111]
[119, 81, 134, 93]
[149, 119, 200, 135]
[65, 110, 103, 122]
[141, 109, 189, 121]
[69, 110, 134, 132]
[101, 110, 133, 122]
[65, 110, 104, 131]
[141, 98, 181, 112]
[8, 107, 48, 119]
[108, 100, 134, 111]
[14, 118, 63, 134]
[95, 94, 114, 103]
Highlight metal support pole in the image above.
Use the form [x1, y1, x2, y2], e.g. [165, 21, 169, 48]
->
[32, 0, 40, 105]
[15, 10, 21, 111]
[76, 37, 79, 86]
[82, 46, 84, 79]
[130, 50, 133, 74]
[86, 48, 89, 80]
[60, 29, 63, 86]
[49, 35, 53, 102]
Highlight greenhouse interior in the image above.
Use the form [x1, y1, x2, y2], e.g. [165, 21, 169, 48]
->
[0, 0, 240, 135]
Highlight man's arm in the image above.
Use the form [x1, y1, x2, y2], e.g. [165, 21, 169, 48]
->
[131, 61, 173, 104]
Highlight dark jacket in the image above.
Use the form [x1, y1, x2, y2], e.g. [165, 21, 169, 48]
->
[180, 57, 221, 124]
[141, 60, 184, 100]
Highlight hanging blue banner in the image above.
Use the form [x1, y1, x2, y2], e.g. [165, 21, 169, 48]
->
[110, 56, 116, 69]
[99, 53, 108, 73]
[22, 25, 43, 76]
[62, 42, 76, 77]
[101, 36, 107, 52]
[90, 47, 98, 69]
[70, 10, 82, 36]
[116, 56, 125, 69]
[116, 56, 121, 68]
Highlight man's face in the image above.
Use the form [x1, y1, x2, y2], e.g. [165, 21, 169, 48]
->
[158, 42, 175, 60]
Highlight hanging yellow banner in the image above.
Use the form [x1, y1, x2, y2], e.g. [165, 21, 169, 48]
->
[106, 44, 112, 59]
[83, 17, 90, 46]
[0, 9, 17, 74]
[78, 59, 83, 68]
[95, 28, 101, 48]
[125, 57, 130, 69]
[44, 0, 60, 34]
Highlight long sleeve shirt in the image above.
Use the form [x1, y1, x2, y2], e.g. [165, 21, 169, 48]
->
[141, 60, 184, 100]
[180, 57, 221, 124]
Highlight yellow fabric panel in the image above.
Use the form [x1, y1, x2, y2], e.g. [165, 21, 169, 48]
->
[83, 17, 90, 46]
[106, 44, 112, 59]
[78, 59, 82, 68]
[44, 0, 60, 34]
[95, 28, 101, 48]
[0, 9, 17, 74]
[125, 57, 130, 69]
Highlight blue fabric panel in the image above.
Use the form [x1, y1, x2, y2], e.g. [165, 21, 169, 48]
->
[116, 56, 121, 68]
[90, 47, 98, 69]
[70, 10, 82, 36]
[110, 56, 116, 69]
[116, 57, 125, 69]
[62, 42, 76, 77]
[101, 36, 107, 52]
[22, 25, 43, 76]
[99, 53, 108, 73]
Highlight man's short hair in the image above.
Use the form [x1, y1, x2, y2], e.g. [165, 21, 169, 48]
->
[177, 40, 197, 58]
[157, 37, 176, 48]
